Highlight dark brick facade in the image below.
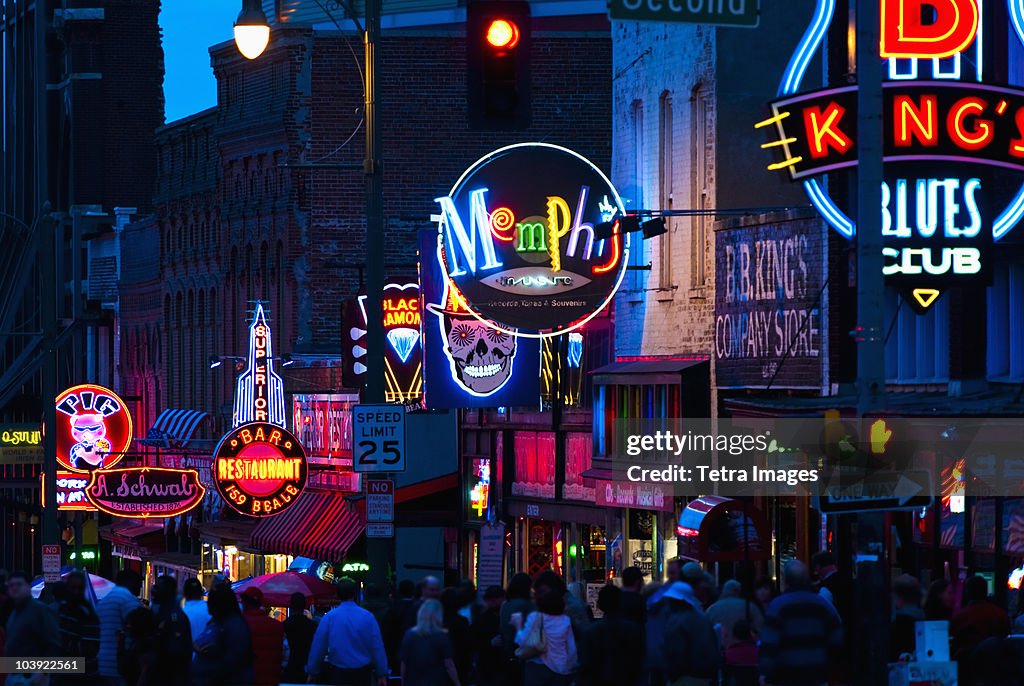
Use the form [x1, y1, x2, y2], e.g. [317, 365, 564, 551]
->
[146, 26, 611, 428]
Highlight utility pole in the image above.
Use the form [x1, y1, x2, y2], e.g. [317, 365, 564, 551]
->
[36, 0, 59, 556]
[854, 0, 888, 683]
[362, 0, 392, 590]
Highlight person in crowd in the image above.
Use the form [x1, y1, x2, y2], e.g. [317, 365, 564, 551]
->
[656, 582, 720, 686]
[54, 571, 100, 685]
[951, 575, 1011, 665]
[383, 580, 417, 671]
[142, 576, 190, 686]
[577, 584, 643, 686]
[97, 570, 142, 685]
[1013, 585, 1024, 634]
[565, 582, 594, 639]
[191, 584, 254, 686]
[758, 560, 843, 686]
[924, 578, 956, 621]
[500, 573, 534, 686]
[723, 619, 758, 668]
[456, 579, 477, 624]
[239, 587, 284, 686]
[646, 575, 704, 686]
[421, 576, 442, 601]
[400, 599, 461, 686]
[120, 605, 160, 686]
[619, 566, 647, 625]
[752, 577, 776, 615]
[681, 563, 716, 610]
[441, 587, 472, 686]
[306, 578, 388, 686]
[4, 571, 60, 686]
[362, 584, 390, 626]
[705, 579, 763, 648]
[471, 586, 506, 686]
[181, 578, 209, 645]
[513, 571, 577, 686]
[889, 574, 924, 662]
[283, 592, 316, 685]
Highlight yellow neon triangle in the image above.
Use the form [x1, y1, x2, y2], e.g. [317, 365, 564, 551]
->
[912, 288, 940, 309]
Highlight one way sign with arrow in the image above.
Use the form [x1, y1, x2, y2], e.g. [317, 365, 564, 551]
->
[816, 469, 934, 514]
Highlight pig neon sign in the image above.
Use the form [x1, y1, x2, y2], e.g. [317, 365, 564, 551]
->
[433, 143, 628, 336]
[760, 0, 1024, 312]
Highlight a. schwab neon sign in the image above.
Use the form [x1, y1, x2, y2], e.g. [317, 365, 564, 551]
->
[760, 0, 1024, 312]
[432, 143, 629, 336]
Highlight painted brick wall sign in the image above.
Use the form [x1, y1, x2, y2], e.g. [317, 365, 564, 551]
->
[715, 215, 825, 389]
[213, 422, 309, 517]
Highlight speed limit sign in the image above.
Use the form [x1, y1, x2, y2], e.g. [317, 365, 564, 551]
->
[352, 404, 406, 472]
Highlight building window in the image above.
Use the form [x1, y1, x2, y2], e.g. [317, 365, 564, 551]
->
[658, 91, 673, 291]
[690, 85, 711, 289]
[987, 263, 1024, 381]
[884, 288, 950, 383]
[628, 100, 646, 295]
[512, 432, 556, 499]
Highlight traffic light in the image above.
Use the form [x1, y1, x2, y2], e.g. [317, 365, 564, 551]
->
[467, 0, 531, 129]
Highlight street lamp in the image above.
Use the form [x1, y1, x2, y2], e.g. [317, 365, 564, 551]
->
[234, 0, 271, 60]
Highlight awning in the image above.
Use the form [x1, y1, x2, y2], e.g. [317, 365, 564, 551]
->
[196, 520, 259, 550]
[250, 491, 364, 561]
[99, 520, 165, 544]
[592, 357, 710, 386]
[141, 409, 209, 448]
[677, 496, 771, 563]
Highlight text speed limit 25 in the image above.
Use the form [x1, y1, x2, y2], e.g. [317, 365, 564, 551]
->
[352, 404, 406, 472]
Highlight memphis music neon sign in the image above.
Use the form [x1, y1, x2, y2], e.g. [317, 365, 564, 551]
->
[759, 0, 1024, 311]
[433, 143, 629, 336]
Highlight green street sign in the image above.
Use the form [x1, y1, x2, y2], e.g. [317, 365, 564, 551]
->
[609, 0, 759, 27]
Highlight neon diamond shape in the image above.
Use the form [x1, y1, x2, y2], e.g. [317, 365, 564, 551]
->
[386, 327, 419, 363]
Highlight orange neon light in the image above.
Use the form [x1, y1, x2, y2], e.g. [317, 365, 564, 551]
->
[880, 0, 979, 60]
[803, 103, 853, 159]
[894, 95, 938, 147]
[1010, 109, 1024, 158]
[947, 97, 993, 150]
[488, 207, 516, 242]
[591, 225, 621, 275]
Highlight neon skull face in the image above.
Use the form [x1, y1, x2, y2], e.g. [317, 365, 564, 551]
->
[443, 314, 517, 394]
[69, 413, 110, 469]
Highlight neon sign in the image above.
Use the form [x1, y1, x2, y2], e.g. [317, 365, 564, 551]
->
[213, 421, 308, 517]
[432, 143, 629, 336]
[55, 471, 98, 512]
[356, 283, 423, 403]
[85, 467, 206, 518]
[234, 303, 286, 428]
[469, 458, 490, 518]
[760, 0, 1024, 312]
[55, 384, 133, 472]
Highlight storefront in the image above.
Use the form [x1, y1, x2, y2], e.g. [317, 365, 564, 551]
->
[197, 519, 262, 584]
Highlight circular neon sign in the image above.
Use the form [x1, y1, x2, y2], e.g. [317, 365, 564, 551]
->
[213, 422, 308, 517]
[55, 384, 133, 472]
[434, 143, 629, 336]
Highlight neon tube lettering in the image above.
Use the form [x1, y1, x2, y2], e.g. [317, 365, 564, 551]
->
[802, 102, 853, 159]
[435, 189, 503, 277]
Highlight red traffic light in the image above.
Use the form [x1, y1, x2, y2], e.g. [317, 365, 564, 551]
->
[485, 19, 520, 49]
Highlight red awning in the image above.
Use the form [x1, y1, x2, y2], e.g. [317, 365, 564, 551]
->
[250, 491, 364, 561]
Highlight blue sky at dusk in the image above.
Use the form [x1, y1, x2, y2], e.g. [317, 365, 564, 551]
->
[160, 1, 238, 123]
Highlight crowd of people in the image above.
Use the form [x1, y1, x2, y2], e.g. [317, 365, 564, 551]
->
[1, 555, 1024, 685]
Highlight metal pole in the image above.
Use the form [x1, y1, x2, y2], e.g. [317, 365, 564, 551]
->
[41, 208, 59, 554]
[363, 0, 392, 591]
[855, 1, 888, 683]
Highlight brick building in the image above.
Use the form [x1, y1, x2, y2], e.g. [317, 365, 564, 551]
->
[119, 8, 615, 582]
[1, 0, 163, 574]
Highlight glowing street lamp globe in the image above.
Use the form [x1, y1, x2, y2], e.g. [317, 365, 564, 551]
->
[234, 1, 271, 60]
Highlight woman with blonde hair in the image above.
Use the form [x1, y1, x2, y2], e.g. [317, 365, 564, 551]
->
[401, 599, 462, 686]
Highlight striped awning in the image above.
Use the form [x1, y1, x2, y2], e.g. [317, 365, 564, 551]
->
[250, 491, 365, 561]
[142, 409, 209, 448]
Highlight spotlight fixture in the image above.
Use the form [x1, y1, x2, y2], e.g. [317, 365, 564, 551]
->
[209, 356, 223, 369]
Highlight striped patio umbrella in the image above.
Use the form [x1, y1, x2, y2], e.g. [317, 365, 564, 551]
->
[232, 571, 340, 608]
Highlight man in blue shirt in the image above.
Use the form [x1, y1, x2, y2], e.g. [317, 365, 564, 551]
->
[306, 578, 389, 686]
